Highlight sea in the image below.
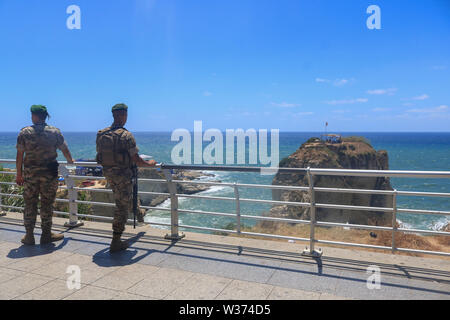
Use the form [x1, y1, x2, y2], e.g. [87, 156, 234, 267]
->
[1, 132, 449, 232]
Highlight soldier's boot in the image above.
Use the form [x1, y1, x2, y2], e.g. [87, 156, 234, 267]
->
[110, 232, 129, 253]
[40, 227, 64, 245]
[21, 227, 35, 245]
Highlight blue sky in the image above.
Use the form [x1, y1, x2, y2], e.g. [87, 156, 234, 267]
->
[0, 0, 449, 132]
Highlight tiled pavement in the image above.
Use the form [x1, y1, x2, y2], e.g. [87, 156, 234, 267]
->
[0, 213, 449, 300]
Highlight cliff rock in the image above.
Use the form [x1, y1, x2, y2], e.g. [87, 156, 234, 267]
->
[271, 137, 393, 226]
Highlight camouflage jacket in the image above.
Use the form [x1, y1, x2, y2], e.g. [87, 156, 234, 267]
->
[16, 123, 67, 169]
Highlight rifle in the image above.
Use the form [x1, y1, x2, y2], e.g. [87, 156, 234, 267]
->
[132, 165, 138, 229]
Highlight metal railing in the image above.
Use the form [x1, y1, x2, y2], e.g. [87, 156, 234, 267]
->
[1, 159, 450, 257]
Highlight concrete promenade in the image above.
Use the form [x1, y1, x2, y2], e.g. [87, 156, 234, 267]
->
[0, 212, 449, 300]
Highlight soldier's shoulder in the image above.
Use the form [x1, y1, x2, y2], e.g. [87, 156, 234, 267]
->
[97, 127, 111, 135]
[120, 128, 135, 139]
[45, 125, 61, 132]
[45, 125, 63, 136]
[19, 126, 34, 135]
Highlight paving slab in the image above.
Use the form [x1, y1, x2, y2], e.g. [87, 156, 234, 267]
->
[0, 266, 26, 284]
[112, 291, 155, 300]
[266, 260, 342, 295]
[63, 285, 119, 300]
[267, 286, 322, 300]
[165, 273, 233, 300]
[91, 264, 160, 291]
[32, 254, 93, 280]
[14, 279, 85, 300]
[127, 267, 195, 299]
[0, 273, 54, 300]
[6, 250, 73, 272]
[334, 268, 450, 300]
[215, 280, 274, 300]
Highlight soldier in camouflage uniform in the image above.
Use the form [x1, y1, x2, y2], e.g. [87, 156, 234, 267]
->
[16, 105, 75, 245]
[96, 103, 156, 253]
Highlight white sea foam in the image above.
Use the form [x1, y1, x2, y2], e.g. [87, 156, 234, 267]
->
[430, 217, 450, 231]
[396, 218, 414, 230]
[198, 184, 232, 195]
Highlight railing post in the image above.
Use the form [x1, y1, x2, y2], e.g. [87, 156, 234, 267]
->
[0, 184, 4, 216]
[163, 169, 185, 241]
[60, 166, 84, 228]
[392, 189, 398, 254]
[302, 167, 323, 258]
[234, 183, 241, 234]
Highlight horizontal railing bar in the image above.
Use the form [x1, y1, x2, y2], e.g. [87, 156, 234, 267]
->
[178, 224, 239, 234]
[173, 179, 310, 191]
[0, 193, 22, 198]
[314, 187, 393, 195]
[171, 180, 235, 187]
[315, 239, 392, 250]
[240, 231, 310, 242]
[238, 183, 309, 191]
[0, 171, 16, 175]
[396, 228, 450, 236]
[141, 206, 172, 211]
[0, 182, 17, 186]
[309, 168, 450, 179]
[74, 200, 115, 207]
[178, 209, 237, 218]
[160, 164, 308, 174]
[239, 214, 311, 225]
[397, 208, 450, 216]
[238, 198, 310, 207]
[2, 160, 450, 178]
[395, 247, 450, 257]
[316, 239, 449, 256]
[138, 191, 171, 197]
[138, 178, 167, 183]
[315, 203, 393, 213]
[315, 221, 392, 231]
[396, 190, 450, 198]
[0, 205, 24, 210]
[0, 160, 16, 164]
[73, 187, 112, 193]
[66, 175, 105, 180]
[175, 194, 236, 201]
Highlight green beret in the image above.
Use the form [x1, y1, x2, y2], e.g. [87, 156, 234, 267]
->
[30, 105, 48, 114]
[112, 103, 128, 112]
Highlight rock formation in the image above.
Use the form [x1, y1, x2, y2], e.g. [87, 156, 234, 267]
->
[270, 137, 393, 226]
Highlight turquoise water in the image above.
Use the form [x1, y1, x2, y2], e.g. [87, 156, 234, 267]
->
[1, 132, 449, 231]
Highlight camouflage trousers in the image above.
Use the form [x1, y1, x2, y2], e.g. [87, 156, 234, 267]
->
[23, 169, 58, 231]
[103, 167, 133, 234]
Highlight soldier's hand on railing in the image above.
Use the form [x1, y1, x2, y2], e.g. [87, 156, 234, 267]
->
[147, 160, 157, 167]
[16, 174, 24, 186]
